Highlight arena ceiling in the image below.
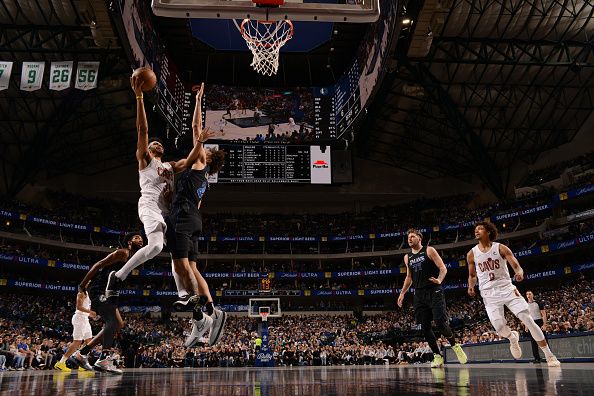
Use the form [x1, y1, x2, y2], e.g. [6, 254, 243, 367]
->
[0, 0, 136, 197]
[1, 0, 593, 200]
[361, 0, 594, 198]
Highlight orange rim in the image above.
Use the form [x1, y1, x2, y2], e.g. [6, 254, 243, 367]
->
[240, 19, 294, 48]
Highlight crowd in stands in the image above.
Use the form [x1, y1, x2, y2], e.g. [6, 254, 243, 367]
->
[1, 171, 591, 248]
[0, 191, 138, 231]
[0, 188, 555, 237]
[1, 215, 593, 301]
[3, 213, 593, 275]
[0, 276, 591, 370]
[520, 151, 594, 188]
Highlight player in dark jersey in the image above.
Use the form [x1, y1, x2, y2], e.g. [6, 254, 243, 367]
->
[167, 147, 226, 347]
[165, 85, 227, 348]
[74, 232, 143, 374]
[397, 229, 467, 367]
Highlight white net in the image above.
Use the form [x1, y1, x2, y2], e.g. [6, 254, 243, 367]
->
[240, 19, 294, 76]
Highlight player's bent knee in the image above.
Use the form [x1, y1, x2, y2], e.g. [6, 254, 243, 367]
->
[147, 242, 163, 258]
[517, 311, 545, 341]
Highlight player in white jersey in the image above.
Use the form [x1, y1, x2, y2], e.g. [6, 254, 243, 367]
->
[467, 221, 560, 367]
[54, 290, 96, 372]
[105, 78, 211, 296]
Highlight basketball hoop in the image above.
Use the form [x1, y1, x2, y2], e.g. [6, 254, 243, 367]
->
[260, 312, 269, 322]
[240, 18, 294, 76]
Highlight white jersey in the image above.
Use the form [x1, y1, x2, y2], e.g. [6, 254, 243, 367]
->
[138, 158, 174, 215]
[472, 242, 514, 296]
[75, 293, 91, 317]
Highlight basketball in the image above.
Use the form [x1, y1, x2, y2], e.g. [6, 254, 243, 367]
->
[132, 67, 157, 91]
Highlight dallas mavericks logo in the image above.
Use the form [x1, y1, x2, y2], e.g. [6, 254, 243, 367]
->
[196, 181, 208, 199]
[409, 255, 425, 271]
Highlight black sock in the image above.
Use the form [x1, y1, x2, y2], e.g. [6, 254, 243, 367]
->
[205, 301, 214, 316]
[193, 307, 204, 321]
[447, 337, 457, 346]
[79, 345, 91, 355]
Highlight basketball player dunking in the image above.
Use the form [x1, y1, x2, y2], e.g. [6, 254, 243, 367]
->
[467, 221, 560, 367]
[398, 229, 467, 368]
[105, 78, 208, 296]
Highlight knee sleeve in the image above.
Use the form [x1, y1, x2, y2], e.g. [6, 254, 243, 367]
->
[115, 230, 164, 280]
[491, 317, 512, 338]
[146, 232, 164, 258]
[517, 311, 545, 342]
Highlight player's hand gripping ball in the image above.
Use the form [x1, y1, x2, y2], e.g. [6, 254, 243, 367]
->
[132, 67, 157, 91]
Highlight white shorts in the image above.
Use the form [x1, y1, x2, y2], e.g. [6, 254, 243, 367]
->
[139, 206, 167, 236]
[72, 314, 92, 341]
[482, 286, 530, 324]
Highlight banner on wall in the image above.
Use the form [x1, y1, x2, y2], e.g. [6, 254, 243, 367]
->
[1, 259, 592, 296]
[20, 62, 45, 91]
[0, 61, 13, 90]
[0, 183, 592, 240]
[75, 62, 100, 90]
[49, 61, 74, 91]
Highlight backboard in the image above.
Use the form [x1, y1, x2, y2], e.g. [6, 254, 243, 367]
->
[248, 298, 282, 318]
[152, 0, 381, 23]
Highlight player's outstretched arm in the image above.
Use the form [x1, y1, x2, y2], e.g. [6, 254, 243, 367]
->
[78, 249, 129, 292]
[467, 250, 477, 297]
[132, 75, 149, 170]
[171, 83, 213, 172]
[192, 83, 204, 140]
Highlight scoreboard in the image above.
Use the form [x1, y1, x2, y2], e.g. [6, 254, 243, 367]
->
[314, 87, 337, 140]
[313, 59, 362, 140]
[205, 144, 331, 184]
[156, 53, 192, 137]
[334, 60, 362, 137]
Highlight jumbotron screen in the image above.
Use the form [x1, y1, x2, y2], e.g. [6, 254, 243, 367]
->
[205, 143, 331, 184]
[204, 85, 320, 142]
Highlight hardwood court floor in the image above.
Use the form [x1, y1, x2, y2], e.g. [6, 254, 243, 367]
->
[1, 363, 592, 395]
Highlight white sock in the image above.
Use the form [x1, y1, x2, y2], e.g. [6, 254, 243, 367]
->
[539, 345, 554, 358]
[59, 356, 66, 363]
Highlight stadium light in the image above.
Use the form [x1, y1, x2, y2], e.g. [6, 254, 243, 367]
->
[402, 18, 412, 25]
